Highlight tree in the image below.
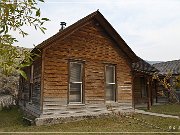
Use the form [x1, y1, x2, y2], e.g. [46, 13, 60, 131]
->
[153, 72, 180, 103]
[0, 0, 49, 77]
[174, 75, 180, 89]
[0, 70, 19, 96]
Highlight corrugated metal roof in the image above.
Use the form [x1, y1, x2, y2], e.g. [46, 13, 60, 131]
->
[153, 59, 180, 75]
[132, 58, 158, 74]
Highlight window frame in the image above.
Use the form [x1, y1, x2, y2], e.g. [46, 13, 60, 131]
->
[105, 64, 117, 102]
[68, 61, 84, 104]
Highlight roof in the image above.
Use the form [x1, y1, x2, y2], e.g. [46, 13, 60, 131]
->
[32, 10, 139, 62]
[132, 58, 158, 74]
[153, 59, 180, 75]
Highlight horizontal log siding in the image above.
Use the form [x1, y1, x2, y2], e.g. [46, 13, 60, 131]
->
[43, 59, 68, 99]
[32, 58, 41, 106]
[85, 61, 104, 103]
[19, 58, 42, 116]
[43, 19, 132, 106]
[19, 67, 30, 103]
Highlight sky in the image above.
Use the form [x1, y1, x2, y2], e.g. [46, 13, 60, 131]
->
[13, 0, 180, 61]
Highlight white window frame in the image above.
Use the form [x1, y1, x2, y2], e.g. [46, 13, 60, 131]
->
[105, 65, 116, 102]
[69, 62, 83, 104]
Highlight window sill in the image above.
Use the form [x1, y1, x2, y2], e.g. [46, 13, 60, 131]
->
[68, 103, 85, 106]
[105, 101, 117, 104]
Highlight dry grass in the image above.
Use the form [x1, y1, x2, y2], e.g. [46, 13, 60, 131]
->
[0, 106, 180, 134]
[142, 103, 180, 116]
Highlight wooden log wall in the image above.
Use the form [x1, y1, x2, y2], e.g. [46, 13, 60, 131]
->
[32, 58, 41, 106]
[19, 67, 30, 104]
[19, 58, 42, 116]
[134, 76, 148, 105]
[42, 19, 133, 114]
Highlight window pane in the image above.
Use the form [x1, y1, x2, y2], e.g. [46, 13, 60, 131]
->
[69, 62, 83, 103]
[105, 65, 116, 101]
[106, 84, 115, 101]
[106, 66, 115, 83]
[69, 83, 81, 102]
[70, 63, 82, 82]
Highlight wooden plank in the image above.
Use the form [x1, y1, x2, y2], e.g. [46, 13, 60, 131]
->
[40, 50, 45, 111]
[41, 20, 133, 107]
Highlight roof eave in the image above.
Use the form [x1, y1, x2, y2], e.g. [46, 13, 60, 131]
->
[31, 10, 139, 63]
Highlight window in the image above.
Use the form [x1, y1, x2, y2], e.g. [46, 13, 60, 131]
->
[69, 62, 83, 103]
[29, 65, 34, 102]
[105, 65, 116, 101]
[140, 77, 147, 97]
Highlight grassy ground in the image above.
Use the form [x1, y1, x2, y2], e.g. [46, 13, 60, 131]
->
[0, 106, 180, 134]
[141, 103, 180, 116]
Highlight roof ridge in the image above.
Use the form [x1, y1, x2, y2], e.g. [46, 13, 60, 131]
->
[31, 10, 139, 62]
[153, 59, 180, 75]
[153, 59, 180, 66]
[33, 10, 100, 51]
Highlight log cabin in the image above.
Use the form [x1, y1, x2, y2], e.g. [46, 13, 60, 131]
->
[18, 10, 157, 125]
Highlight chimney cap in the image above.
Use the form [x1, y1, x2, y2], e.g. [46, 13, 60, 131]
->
[60, 22, 66, 26]
[60, 22, 66, 31]
[59, 22, 66, 31]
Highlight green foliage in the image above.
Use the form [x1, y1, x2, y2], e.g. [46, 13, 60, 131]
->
[0, 47, 31, 96]
[0, 0, 50, 35]
[175, 75, 180, 89]
[153, 72, 179, 103]
[0, 0, 49, 76]
[0, 38, 32, 76]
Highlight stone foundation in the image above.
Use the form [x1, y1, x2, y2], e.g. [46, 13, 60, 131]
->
[35, 106, 134, 126]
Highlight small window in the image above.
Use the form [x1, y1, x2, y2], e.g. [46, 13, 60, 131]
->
[69, 62, 83, 103]
[140, 77, 147, 97]
[105, 65, 116, 101]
